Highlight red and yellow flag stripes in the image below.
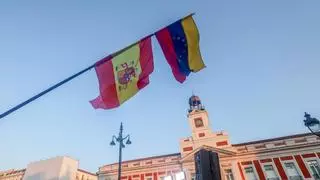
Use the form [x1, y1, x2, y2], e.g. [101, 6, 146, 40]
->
[90, 37, 153, 109]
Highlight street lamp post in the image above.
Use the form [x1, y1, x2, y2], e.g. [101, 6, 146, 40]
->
[110, 122, 132, 180]
[304, 112, 320, 137]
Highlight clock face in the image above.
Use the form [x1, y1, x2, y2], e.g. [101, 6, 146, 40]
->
[195, 118, 204, 128]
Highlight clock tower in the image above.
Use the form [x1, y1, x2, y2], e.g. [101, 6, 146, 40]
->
[180, 95, 231, 157]
[188, 95, 212, 139]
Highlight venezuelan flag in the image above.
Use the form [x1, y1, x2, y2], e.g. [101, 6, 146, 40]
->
[90, 37, 154, 109]
[156, 16, 205, 83]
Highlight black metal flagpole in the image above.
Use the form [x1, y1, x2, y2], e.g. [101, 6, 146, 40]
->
[0, 13, 195, 119]
[0, 64, 96, 119]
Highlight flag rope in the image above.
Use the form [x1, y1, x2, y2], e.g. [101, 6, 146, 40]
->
[0, 13, 195, 119]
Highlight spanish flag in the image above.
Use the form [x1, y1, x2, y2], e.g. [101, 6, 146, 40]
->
[156, 16, 205, 83]
[90, 37, 153, 109]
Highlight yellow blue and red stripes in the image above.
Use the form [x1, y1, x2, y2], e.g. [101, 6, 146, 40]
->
[156, 16, 205, 83]
[90, 37, 154, 109]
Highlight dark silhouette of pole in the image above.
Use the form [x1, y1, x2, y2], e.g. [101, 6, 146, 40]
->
[0, 64, 95, 119]
[117, 123, 123, 180]
[110, 122, 131, 180]
[304, 112, 320, 137]
[0, 13, 195, 120]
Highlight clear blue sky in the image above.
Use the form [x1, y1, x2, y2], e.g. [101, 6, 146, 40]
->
[1, 0, 320, 172]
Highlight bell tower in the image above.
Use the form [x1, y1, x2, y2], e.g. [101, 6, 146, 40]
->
[180, 94, 231, 157]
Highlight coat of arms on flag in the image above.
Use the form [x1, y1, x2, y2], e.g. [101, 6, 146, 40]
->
[116, 61, 138, 91]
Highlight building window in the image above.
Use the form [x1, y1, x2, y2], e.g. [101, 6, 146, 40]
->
[307, 160, 320, 180]
[174, 172, 185, 180]
[224, 169, 234, 180]
[183, 146, 193, 152]
[244, 167, 258, 180]
[284, 162, 302, 180]
[194, 118, 204, 128]
[263, 165, 279, 180]
[216, 141, 228, 146]
[198, 133, 205, 137]
[160, 176, 172, 180]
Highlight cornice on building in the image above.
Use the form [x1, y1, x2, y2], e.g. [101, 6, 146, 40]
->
[77, 168, 97, 176]
[99, 153, 181, 168]
[0, 169, 25, 178]
[232, 132, 314, 146]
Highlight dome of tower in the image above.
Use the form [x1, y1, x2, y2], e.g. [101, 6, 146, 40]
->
[189, 95, 201, 107]
[188, 94, 205, 112]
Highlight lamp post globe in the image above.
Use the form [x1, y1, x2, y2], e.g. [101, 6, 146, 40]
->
[110, 140, 116, 146]
[304, 112, 320, 137]
[126, 138, 132, 145]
